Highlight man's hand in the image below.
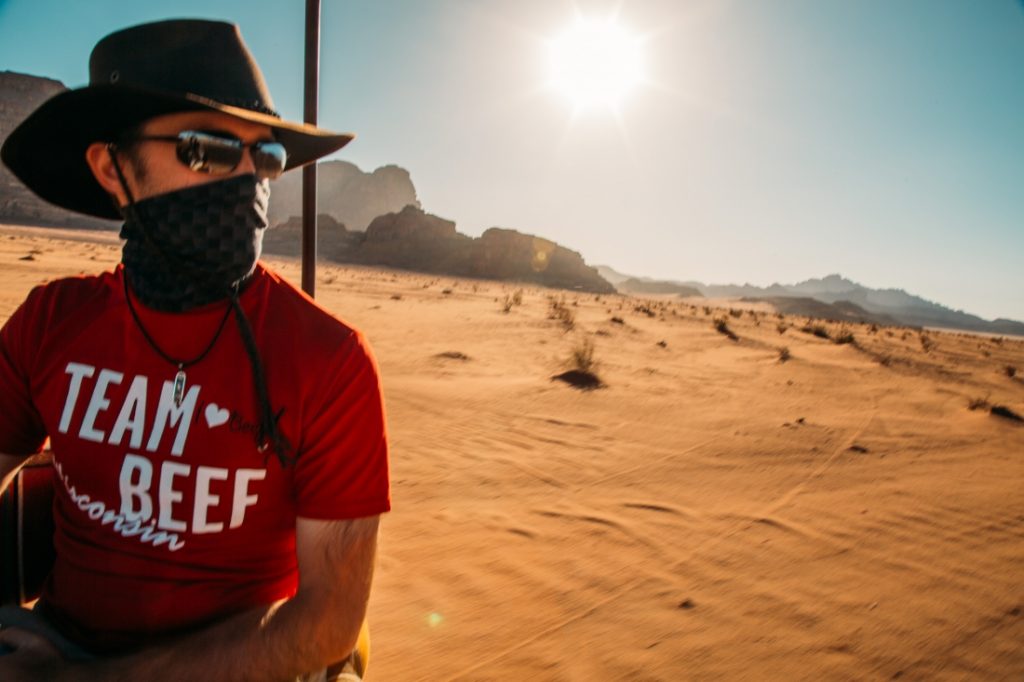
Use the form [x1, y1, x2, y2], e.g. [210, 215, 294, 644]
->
[0, 626, 67, 681]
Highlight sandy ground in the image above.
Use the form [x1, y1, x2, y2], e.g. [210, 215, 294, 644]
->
[1, 225, 1022, 681]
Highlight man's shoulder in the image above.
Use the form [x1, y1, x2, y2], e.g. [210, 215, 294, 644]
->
[19, 269, 120, 318]
[252, 263, 364, 346]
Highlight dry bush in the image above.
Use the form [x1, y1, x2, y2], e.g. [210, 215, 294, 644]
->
[834, 329, 855, 345]
[552, 336, 604, 390]
[802, 323, 830, 340]
[968, 395, 991, 411]
[777, 323, 788, 335]
[548, 296, 575, 331]
[1005, 365, 1017, 379]
[570, 336, 596, 373]
[729, 308, 743, 319]
[512, 289, 523, 306]
[778, 346, 791, 362]
[714, 318, 739, 341]
[919, 333, 935, 353]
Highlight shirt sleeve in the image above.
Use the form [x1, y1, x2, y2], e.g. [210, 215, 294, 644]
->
[291, 329, 391, 519]
[0, 285, 49, 455]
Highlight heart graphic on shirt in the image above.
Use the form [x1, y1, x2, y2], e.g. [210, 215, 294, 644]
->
[205, 404, 230, 428]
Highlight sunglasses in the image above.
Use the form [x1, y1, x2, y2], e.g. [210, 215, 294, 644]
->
[122, 130, 288, 180]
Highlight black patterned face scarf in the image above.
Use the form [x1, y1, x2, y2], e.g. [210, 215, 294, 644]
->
[118, 173, 270, 312]
[110, 149, 294, 466]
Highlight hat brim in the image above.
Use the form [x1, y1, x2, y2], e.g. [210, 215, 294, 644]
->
[1, 84, 354, 220]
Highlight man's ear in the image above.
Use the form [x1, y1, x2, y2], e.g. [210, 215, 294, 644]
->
[84, 142, 129, 207]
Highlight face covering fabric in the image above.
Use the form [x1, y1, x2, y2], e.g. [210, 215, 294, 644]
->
[120, 174, 270, 312]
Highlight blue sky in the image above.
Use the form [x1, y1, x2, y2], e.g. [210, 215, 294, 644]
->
[1, 0, 1022, 321]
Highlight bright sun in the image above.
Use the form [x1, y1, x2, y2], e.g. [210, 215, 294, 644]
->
[546, 17, 646, 113]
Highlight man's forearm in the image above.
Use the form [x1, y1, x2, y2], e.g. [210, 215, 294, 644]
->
[72, 596, 364, 682]
[63, 516, 379, 682]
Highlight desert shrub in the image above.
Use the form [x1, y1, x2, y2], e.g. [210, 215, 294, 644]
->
[570, 336, 596, 373]
[919, 334, 935, 353]
[714, 318, 739, 341]
[553, 336, 605, 389]
[703, 306, 712, 316]
[875, 354, 893, 367]
[778, 346, 791, 362]
[869, 323, 879, 334]
[776, 323, 788, 335]
[729, 308, 742, 319]
[442, 288, 453, 295]
[1006, 365, 1018, 379]
[634, 304, 656, 318]
[512, 289, 523, 306]
[548, 296, 575, 330]
[610, 316, 624, 325]
[968, 395, 990, 411]
[834, 329, 855, 345]
[501, 295, 515, 313]
[802, 323, 830, 340]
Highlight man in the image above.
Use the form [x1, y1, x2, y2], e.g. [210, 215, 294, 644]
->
[0, 18, 390, 681]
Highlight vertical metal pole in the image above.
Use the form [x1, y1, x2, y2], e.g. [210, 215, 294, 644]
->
[301, 0, 321, 297]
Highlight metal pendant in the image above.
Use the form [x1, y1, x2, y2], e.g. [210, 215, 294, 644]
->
[173, 368, 187, 406]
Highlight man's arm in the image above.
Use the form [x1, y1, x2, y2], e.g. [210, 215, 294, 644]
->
[0, 514, 380, 682]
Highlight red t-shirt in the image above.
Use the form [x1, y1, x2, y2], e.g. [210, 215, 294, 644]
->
[0, 263, 390, 652]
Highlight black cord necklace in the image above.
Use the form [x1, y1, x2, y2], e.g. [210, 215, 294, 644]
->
[123, 275, 234, 406]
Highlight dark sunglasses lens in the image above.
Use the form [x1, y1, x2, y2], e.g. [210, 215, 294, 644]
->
[176, 133, 243, 174]
[251, 142, 287, 179]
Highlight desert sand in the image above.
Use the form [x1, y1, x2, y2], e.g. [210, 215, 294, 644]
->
[1, 224, 1022, 680]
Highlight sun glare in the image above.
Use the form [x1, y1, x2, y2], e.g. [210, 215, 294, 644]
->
[546, 17, 646, 113]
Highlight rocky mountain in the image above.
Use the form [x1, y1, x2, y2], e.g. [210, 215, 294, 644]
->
[596, 267, 1024, 335]
[741, 296, 901, 326]
[267, 161, 419, 232]
[267, 205, 614, 293]
[0, 72, 117, 230]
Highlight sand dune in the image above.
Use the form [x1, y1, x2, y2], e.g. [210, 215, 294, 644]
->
[1, 225, 1022, 680]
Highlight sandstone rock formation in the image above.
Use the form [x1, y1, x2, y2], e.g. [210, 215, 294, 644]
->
[268, 205, 614, 293]
[261, 213, 360, 260]
[267, 161, 419, 232]
[0, 72, 118, 230]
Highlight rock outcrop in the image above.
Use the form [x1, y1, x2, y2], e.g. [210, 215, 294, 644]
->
[0, 72, 119, 230]
[268, 205, 614, 293]
[267, 161, 419, 232]
[261, 213, 360, 260]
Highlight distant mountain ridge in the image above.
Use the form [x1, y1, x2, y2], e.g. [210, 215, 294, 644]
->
[596, 267, 1024, 335]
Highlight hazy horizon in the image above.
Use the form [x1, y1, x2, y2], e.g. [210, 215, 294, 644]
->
[1, 0, 1021, 321]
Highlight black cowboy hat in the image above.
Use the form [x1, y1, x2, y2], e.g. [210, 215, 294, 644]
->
[1, 19, 354, 220]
